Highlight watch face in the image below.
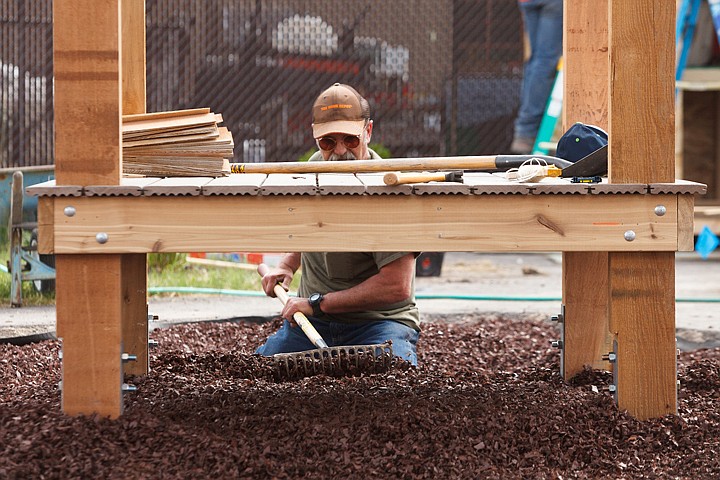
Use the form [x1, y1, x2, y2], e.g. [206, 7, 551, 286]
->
[309, 293, 321, 303]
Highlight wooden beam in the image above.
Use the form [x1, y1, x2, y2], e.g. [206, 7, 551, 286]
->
[56, 255, 123, 417]
[608, 0, 677, 419]
[53, 0, 122, 186]
[121, 0, 146, 115]
[53, 0, 124, 418]
[563, 0, 608, 129]
[48, 194, 683, 253]
[608, 0, 675, 184]
[561, 0, 613, 379]
[678, 194, 696, 251]
[121, 0, 149, 377]
[608, 252, 676, 419]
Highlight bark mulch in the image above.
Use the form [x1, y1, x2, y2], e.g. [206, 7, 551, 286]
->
[0, 314, 718, 479]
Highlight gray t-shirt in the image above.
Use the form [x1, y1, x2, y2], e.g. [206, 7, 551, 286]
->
[299, 251, 420, 330]
[300, 147, 419, 330]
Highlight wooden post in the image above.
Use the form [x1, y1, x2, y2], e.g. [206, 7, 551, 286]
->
[121, 0, 149, 377]
[53, 0, 124, 418]
[608, 0, 677, 419]
[561, 0, 613, 378]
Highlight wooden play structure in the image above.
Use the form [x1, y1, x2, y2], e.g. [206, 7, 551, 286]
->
[31, 0, 704, 420]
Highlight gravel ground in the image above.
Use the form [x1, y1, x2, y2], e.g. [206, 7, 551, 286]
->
[1, 314, 719, 479]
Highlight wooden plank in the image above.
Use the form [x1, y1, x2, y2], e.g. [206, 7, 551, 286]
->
[84, 177, 163, 197]
[411, 181, 471, 196]
[609, 252, 676, 420]
[562, 250, 611, 375]
[121, 112, 218, 135]
[25, 181, 83, 197]
[464, 173, 533, 195]
[53, 0, 124, 418]
[121, 0, 145, 115]
[608, 0, 676, 419]
[562, 0, 612, 380]
[608, 0, 674, 183]
[121, 0, 148, 378]
[37, 197, 55, 255]
[649, 180, 707, 195]
[357, 173, 413, 195]
[261, 173, 317, 195]
[201, 174, 266, 196]
[563, 0, 608, 128]
[49, 194, 681, 254]
[122, 107, 210, 123]
[56, 254, 123, 418]
[318, 173, 366, 195]
[121, 253, 148, 375]
[142, 177, 215, 196]
[53, 0, 122, 186]
[678, 194, 696, 252]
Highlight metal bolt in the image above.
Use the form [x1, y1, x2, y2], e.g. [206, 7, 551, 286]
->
[58, 350, 63, 360]
[121, 383, 137, 392]
[148, 339, 159, 348]
[121, 353, 137, 362]
[654, 205, 667, 217]
[624, 230, 636, 242]
[95, 232, 109, 244]
[602, 352, 617, 362]
[607, 385, 617, 393]
[551, 313, 564, 323]
[147, 313, 159, 322]
[63, 206, 76, 217]
[550, 340, 563, 349]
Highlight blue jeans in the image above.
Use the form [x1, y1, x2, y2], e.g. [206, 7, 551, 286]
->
[256, 318, 420, 366]
[514, 0, 564, 140]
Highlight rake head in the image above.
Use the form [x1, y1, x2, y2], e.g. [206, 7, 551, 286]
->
[272, 342, 393, 381]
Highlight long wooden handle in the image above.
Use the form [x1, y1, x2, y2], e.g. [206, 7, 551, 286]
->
[383, 171, 446, 185]
[230, 154, 572, 174]
[257, 263, 328, 349]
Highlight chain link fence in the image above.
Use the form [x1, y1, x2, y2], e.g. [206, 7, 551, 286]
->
[1, 0, 523, 168]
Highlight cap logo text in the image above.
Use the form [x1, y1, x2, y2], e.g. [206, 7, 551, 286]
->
[321, 104, 353, 111]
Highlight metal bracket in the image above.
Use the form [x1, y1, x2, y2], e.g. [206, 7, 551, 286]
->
[601, 340, 619, 402]
[550, 304, 565, 377]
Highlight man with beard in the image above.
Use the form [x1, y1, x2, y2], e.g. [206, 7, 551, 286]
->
[256, 83, 420, 365]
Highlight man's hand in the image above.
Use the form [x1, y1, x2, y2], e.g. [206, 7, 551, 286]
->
[280, 296, 313, 327]
[260, 266, 294, 298]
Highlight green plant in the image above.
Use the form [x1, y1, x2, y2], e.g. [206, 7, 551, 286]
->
[0, 230, 56, 307]
[297, 148, 316, 162]
[148, 253, 186, 272]
[369, 143, 392, 158]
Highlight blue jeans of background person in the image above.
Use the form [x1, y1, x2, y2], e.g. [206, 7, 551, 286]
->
[514, 0, 563, 142]
[256, 318, 419, 365]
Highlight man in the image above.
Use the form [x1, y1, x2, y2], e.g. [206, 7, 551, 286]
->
[256, 83, 420, 365]
[510, 0, 563, 154]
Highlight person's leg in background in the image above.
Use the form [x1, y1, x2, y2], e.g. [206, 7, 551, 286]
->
[511, 0, 563, 154]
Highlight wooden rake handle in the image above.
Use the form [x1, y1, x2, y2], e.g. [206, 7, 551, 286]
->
[257, 263, 328, 349]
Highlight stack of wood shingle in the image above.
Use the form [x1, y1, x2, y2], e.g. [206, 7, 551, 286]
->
[122, 108, 234, 177]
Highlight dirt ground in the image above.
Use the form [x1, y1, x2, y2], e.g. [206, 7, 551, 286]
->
[0, 252, 719, 478]
[1, 316, 719, 479]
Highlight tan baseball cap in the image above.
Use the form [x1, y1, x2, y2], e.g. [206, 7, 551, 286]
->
[312, 83, 370, 138]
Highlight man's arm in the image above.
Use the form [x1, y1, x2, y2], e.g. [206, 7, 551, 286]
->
[321, 253, 415, 314]
[279, 253, 415, 320]
[261, 252, 301, 297]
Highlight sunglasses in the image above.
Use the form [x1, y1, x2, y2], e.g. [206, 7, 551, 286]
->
[317, 134, 361, 151]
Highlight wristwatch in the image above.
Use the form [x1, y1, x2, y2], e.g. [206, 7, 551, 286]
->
[308, 293, 325, 317]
